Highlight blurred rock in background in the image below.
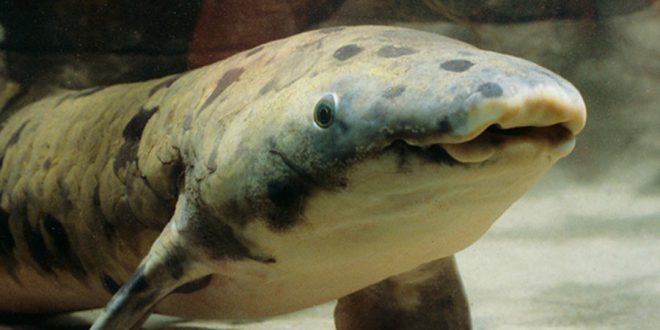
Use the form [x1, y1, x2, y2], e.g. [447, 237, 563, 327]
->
[0, 0, 653, 87]
[187, 0, 345, 67]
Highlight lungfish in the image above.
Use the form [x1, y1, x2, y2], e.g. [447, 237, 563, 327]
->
[0, 26, 586, 329]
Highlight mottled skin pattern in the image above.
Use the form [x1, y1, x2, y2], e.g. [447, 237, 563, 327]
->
[0, 26, 586, 329]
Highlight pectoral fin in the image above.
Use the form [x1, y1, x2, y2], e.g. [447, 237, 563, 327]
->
[334, 256, 471, 330]
[91, 196, 212, 330]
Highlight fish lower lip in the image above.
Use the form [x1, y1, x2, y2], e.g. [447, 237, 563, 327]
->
[383, 124, 574, 165]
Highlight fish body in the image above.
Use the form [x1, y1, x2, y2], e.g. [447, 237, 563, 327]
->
[0, 26, 586, 328]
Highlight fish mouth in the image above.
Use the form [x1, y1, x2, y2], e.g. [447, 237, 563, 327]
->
[383, 123, 575, 165]
[382, 90, 586, 165]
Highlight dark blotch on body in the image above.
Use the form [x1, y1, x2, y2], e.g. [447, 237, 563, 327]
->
[199, 68, 245, 114]
[333, 44, 364, 61]
[440, 59, 474, 72]
[22, 220, 53, 273]
[0, 209, 15, 258]
[383, 85, 406, 99]
[478, 82, 503, 98]
[125, 266, 149, 295]
[173, 274, 213, 294]
[122, 107, 159, 140]
[93, 184, 115, 239]
[221, 199, 245, 226]
[101, 274, 122, 294]
[164, 245, 187, 280]
[377, 45, 417, 58]
[114, 106, 159, 174]
[192, 220, 251, 260]
[43, 214, 85, 275]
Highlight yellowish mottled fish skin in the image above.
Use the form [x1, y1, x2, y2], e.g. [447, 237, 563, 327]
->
[0, 76, 183, 311]
[0, 26, 585, 328]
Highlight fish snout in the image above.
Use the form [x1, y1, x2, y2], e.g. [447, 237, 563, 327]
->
[386, 81, 586, 165]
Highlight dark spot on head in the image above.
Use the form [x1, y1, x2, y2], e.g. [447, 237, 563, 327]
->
[126, 266, 149, 295]
[245, 46, 264, 58]
[164, 245, 187, 280]
[333, 44, 363, 61]
[7, 121, 29, 146]
[43, 214, 85, 275]
[377, 45, 417, 58]
[173, 274, 213, 294]
[198, 68, 245, 114]
[318, 27, 345, 34]
[22, 219, 53, 273]
[436, 118, 452, 134]
[114, 106, 160, 175]
[383, 85, 406, 99]
[42, 159, 51, 170]
[148, 75, 180, 96]
[478, 82, 503, 98]
[440, 59, 474, 72]
[266, 178, 308, 231]
[259, 79, 278, 95]
[0, 209, 15, 258]
[101, 273, 122, 294]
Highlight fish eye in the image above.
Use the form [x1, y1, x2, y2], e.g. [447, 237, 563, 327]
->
[314, 94, 336, 128]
